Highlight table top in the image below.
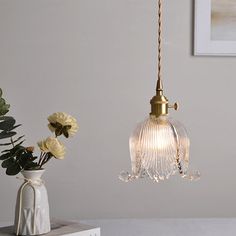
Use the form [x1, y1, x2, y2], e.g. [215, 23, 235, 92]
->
[2, 219, 236, 236]
[81, 219, 236, 236]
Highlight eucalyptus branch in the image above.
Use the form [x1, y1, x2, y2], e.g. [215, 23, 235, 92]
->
[10, 137, 15, 148]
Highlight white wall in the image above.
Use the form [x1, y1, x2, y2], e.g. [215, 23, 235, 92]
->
[0, 0, 236, 221]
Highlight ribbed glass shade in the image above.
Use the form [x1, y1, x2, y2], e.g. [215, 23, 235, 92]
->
[120, 115, 200, 182]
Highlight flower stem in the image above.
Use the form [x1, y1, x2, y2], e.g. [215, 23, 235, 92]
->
[38, 152, 46, 167]
[40, 153, 52, 168]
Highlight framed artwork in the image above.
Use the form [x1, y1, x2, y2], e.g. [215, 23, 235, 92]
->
[195, 0, 236, 56]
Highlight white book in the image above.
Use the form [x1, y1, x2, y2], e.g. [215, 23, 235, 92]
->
[0, 219, 100, 236]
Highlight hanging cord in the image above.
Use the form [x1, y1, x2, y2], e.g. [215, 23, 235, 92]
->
[156, 0, 162, 91]
[157, 0, 162, 81]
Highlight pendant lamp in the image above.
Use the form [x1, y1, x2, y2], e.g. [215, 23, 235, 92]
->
[120, 0, 200, 183]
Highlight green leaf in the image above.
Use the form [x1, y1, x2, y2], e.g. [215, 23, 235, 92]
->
[0, 89, 10, 116]
[0, 116, 13, 121]
[0, 98, 10, 116]
[0, 152, 11, 160]
[1, 149, 10, 153]
[0, 135, 25, 146]
[17, 150, 39, 169]
[9, 124, 21, 131]
[0, 98, 6, 107]
[14, 147, 25, 157]
[2, 146, 37, 170]
[20, 151, 32, 159]
[18, 154, 29, 168]
[1, 145, 24, 157]
[12, 135, 24, 144]
[0, 107, 9, 116]
[24, 162, 40, 170]
[0, 116, 16, 131]
[0, 142, 12, 146]
[14, 141, 25, 148]
[6, 163, 21, 175]
[0, 131, 17, 139]
[2, 157, 15, 168]
[0, 146, 23, 160]
[0, 116, 11, 121]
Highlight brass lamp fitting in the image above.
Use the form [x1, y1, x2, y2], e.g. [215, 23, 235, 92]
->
[150, 78, 178, 118]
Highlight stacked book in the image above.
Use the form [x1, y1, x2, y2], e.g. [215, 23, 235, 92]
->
[0, 219, 100, 236]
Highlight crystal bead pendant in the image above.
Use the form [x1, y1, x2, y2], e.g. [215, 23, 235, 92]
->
[120, 115, 200, 182]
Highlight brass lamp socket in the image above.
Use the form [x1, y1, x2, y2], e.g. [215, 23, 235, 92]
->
[150, 92, 169, 117]
[150, 91, 179, 118]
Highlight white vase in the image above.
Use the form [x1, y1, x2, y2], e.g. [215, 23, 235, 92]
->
[14, 169, 51, 236]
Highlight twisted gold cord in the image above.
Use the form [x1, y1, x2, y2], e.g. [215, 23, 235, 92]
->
[157, 0, 162, 86]
[151, 0, 179, 117]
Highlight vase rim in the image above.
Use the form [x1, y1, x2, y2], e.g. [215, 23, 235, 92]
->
[21, 169, 45, 173]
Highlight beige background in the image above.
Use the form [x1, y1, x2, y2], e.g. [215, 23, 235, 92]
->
[0, 0, 236, 221]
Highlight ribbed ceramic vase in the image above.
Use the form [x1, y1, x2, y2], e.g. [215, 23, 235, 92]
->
[14, 169, 51, 236]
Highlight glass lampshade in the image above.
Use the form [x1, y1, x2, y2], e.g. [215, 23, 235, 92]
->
[120, 115, 200, 182]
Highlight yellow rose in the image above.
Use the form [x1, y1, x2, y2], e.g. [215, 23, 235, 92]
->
[48, 112, 78, 137]
[38, 137, 66, 159]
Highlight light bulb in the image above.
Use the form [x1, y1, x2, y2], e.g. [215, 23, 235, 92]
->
[120, 115, 200, 182]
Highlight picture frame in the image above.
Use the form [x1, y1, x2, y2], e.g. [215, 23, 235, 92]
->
[194, 0, 236, 56]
